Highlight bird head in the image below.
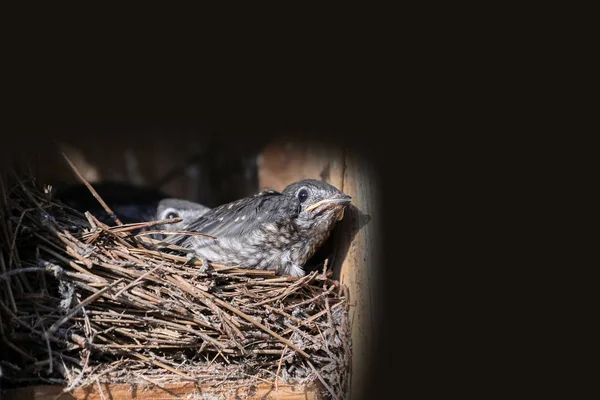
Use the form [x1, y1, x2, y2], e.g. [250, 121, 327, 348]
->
[282, 179, 351, 228]
[156, 198, 211, 231]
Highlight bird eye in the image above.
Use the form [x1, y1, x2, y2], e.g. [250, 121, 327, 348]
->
[297, 188, 309, 203]
[165, 212, 179, 219]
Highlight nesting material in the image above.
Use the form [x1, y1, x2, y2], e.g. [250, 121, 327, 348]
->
[0, 171, 350, 399]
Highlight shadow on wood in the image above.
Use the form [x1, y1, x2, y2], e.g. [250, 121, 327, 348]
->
[304, 204, 371, 281]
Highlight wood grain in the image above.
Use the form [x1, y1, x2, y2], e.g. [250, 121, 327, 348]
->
[257, 136, 344, 192]
[337, 151, 380, 400]
[257, 138, 380, 400]
[1, 382, 323, 400]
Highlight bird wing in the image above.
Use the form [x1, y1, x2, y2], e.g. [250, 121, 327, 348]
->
[168, 191, 300, 246]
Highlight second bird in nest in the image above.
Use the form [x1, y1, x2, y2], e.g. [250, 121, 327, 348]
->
[56, 182, 211, 236]
[168, 179, 351, 277]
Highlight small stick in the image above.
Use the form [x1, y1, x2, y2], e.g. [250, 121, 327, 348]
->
[81, 304, 93, 342]
[96, 379, 107, 400]
[80, 217, 182, 238]
[325, 296, 334, 337]
[59, 356, 74, 384]
[94, 343, 203, 349]
[218, 309, 246, 341]
[163, 275, 242, 337]
[0, 298, 46, 337]
[281, 300, 345, 336]
[62, 346, 92, 392]
[218, 350, 230, 365]
[240, 372, 273, 385]
[172, 274, 311, 359]
[0, 252, 17, 313]
[0, 267, 47, 280]
[38, 245, 105, 281]
[135, 230, 216, 239]
[254, 272, 316, 306]
[139, 317, 223, 348]
[84, 211, 98, 231]
[284, 284, 336, 311]
[46, 279, 123, 337]
[132, 352, 197, 381]
[133, 373, 187, 399]
[33, 231, 69, 254]
[224, 349, 285, 355]
[307, 359, 340, 400]
[39, 314, 54, 374]
[13, 172, 47, 213]
[113, 218, 185, 233]
[264, 305, 315, 329]
[113, 264, 162, 298]
[8, 207, 37, 267]
[321, 258, 329, 289]
[275, 344, 289, 390]
[206, 351, 220, 368]
[282, 323, 322, 347]
[38, 259, 105, 284]
[61, 152, 123, 226]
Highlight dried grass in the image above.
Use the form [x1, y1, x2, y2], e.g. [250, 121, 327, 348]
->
[0, 167, 351, 399]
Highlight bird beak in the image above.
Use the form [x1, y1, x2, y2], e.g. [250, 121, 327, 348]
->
[305, 195, 352, 212]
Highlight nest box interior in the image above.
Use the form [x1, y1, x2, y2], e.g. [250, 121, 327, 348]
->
[0, 123, 379, 400]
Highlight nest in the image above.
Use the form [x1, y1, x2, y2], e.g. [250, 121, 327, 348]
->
[0, 170, 351, 399]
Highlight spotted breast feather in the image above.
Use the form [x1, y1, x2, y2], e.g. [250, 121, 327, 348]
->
[170, 190, 300, 249]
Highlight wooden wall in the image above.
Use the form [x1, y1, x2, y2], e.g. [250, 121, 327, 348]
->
[257, 136, 380, 400]
[2, 122, 269, 208]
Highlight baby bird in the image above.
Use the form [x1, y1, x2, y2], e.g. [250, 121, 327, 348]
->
[168, 179, 351, 276]
[151, 198, 211, 237]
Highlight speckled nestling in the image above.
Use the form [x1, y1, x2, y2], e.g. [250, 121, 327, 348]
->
[168, 179, 351, 276]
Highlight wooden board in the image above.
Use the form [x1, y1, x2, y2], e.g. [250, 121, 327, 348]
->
[257, 137, 345, 192]
[1, 382, 324, 400]
[1, 125, 266, 207]
[257, 136, 379, 400]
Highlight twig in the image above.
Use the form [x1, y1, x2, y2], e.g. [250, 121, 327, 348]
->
[96, 379, 107, 400]
[240, 372, 273, 385]
[113, 264, 161, 298]
[275, 344, 288, 390]
[307, 359, 340, 400]
[111, 218, 185, 232]
[46, 279, 124, 337]
[0, 250, 17, 313]
[0, 267, 47, 280]
[131, 352, 197, 381]
[253, 272, 316, 306]
[135, 230, 216, 239]
[62, 345, 92, 392]
[1, 169, 352, 396]
[61, 152, 123, 226]
[8, 207, 37, 267]
[172, 274, 311, 359]
[39, 313, 54, 374]
[265, 304, 315, 328]
[38, 245, 105, 281]
[281, 300, 345, 336]
[284, 284, 336, 311]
